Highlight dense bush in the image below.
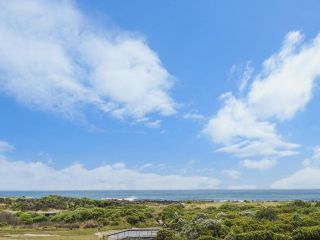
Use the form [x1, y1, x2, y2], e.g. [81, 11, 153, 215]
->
[197, 235, 218, 240]
[16, 212, 47, 225]
[157, 229, 176, 240]
[1, 196, 320, 239]
[293, 226, 320, 240]
[290, 200, 311, 208]
[179, 214, 228, 239]
[127, 214, 145, 225]
[8, 195, 127, 211]
[230, 230, 291, 240]
[256, 208, 278, 221]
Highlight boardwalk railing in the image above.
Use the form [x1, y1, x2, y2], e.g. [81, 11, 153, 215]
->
[102, 228, 160, 239]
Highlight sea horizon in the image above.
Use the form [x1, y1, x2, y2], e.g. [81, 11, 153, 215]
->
[1, 189, 320, 201]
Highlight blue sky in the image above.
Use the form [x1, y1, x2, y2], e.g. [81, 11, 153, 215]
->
[1, 0, 320, 189]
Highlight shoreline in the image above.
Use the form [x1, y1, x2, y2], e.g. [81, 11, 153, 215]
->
[1, 189, 320, 202]
[1, 195, 320, 203]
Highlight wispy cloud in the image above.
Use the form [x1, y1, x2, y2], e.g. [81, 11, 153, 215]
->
[0, 0, 176, 126]
[183, 111, 206, 122]
[302, 146, 320, 167]
[222, 169, 241, 179]
[0, 140, 14, 154]
[204, 31, 320, 159]
[139, 163, 154, 170]
[241, 159, 277, 170]
[229, 61, 254, 94]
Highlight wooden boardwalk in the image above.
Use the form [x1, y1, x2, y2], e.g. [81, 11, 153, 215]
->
[99, 228, 160, 240]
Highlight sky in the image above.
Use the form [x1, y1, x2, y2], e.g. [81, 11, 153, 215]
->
[1, 0, 320, 190]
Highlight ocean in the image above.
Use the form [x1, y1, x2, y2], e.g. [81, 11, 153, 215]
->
[0, 190, 320, 201]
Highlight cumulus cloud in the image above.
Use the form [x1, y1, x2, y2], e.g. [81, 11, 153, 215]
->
[0, 0, 176, 125]
[0, 140, 220, 190]
[221, 169, 241, 179]
[272, 167, 320, 189]
[0, 157, 221, 190]
[204, 31, 320, 158]
[241, 159, 277, 170]
[248, 31, 318, 121]
[272, 146, 320, 188]
[205, 93, 299, 158]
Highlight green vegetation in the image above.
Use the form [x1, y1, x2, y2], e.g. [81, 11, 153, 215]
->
[1, 196, 320, 239]
[0, 196, 156, 231]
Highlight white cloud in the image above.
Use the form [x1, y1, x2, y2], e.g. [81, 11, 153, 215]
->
[204, 31, 320, 158]
[272, 146, 320, 188]
[238, 62, 253, 93]
[144, 120, 162, 128]
[0, 157, 221, 190]
[222, 169, 241, 179]
[313, 146, 320, 159]
[0, 141, 220, 190]
[140, 163, 153, 170]
[229, 61, 254, 94]
[0, 0, 176, 125]
[203, 93, 299, 158]
[241, 159, 277, 170]
[303, 146, 320, 167]
[183, 112, 206, 121]
[272, 167, 320, 189]
[0, 140, 14, 154]
[248, 31, 320, 120]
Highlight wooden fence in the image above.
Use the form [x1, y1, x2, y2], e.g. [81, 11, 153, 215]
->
[101, 228, 160, 239]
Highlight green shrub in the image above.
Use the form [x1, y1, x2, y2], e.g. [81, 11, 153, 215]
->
[314, 201, 320, 207]
[293, 226, 320, 240]
[127, 214, 144, 225]
[0, 221, 8, 227]
[219, 203, 239, 211]
[157, 229, 176, 240]
[161, 204, 184, 222]
[290, 200, 311, 208]
[197, 235, 218, 240]
[231, 230, 291, 240]
[18, 212, 33, 225]
[256, 208, 278, 221]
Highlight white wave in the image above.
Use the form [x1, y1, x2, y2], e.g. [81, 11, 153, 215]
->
[101, 196, 137, 201]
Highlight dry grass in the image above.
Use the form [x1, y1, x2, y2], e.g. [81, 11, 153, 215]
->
[184, 201, 285, 209]
[0, 228, 97, 240]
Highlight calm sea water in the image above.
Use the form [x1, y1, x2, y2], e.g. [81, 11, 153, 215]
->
[0, 190, 320, 201]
